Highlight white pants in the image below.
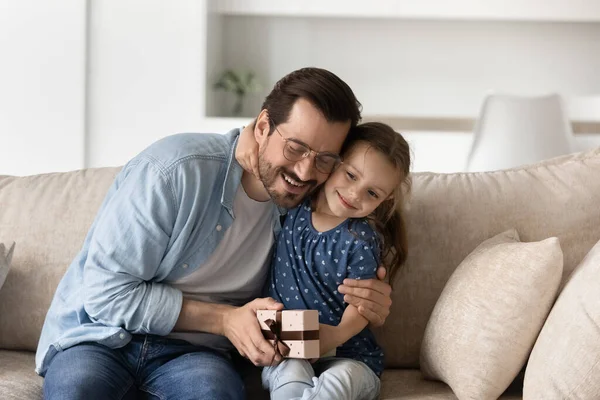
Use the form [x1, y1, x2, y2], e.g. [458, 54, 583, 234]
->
[262, 357, 380, 400]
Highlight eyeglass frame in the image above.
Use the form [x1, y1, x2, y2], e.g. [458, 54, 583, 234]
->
[268, 118, 342, 174]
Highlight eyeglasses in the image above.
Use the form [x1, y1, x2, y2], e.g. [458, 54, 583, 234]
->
[270, 119, 342, 174]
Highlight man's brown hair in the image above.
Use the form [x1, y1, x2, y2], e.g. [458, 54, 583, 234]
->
[262, 67, 362, 132]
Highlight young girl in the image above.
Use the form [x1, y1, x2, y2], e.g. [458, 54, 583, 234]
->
[242, 122, 411, 400]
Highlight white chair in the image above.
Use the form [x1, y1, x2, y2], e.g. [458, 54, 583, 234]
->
[466, 93, 574, 172]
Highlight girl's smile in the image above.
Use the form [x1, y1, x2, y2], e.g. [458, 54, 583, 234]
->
[336, 191, 357, 210]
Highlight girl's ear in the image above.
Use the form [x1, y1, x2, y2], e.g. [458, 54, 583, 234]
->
[384, 187, 402, 211]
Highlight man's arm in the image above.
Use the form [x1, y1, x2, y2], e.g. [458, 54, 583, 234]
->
[174, 297, 287, 366]
[82, 160, 182, 335]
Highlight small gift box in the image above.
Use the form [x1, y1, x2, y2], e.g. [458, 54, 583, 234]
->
[257, 310, 320, 359]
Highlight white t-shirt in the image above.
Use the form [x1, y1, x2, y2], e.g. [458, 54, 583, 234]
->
[168, 183, 275, 349]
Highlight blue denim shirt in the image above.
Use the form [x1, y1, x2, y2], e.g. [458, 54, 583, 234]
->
[35, 129, 284, 376]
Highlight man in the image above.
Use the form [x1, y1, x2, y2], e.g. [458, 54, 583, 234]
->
[38, 67, 393, 399]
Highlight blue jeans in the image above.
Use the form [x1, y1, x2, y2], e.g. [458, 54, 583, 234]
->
[262, 357, 380, 400]
[43, 335, 245, 400]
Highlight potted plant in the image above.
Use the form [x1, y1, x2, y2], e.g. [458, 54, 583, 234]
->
[213, 69, 262, 116]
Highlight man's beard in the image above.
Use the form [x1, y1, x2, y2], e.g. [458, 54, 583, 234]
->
[258, 153, 317, 209]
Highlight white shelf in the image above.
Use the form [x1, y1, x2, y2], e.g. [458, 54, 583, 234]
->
[214, 0, 600, 22]
[200, 115, 599, 134]
[199, 97, 600, 134]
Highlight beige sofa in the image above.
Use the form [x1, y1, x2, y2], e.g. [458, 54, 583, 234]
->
[1, 147, 599, 399]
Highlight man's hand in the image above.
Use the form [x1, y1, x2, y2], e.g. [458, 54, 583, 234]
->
[338, 266, 392, 328]
[222, 297, 287, 366]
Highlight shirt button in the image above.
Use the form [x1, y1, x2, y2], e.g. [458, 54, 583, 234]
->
[119, 333, 126, 340]
[216, 224, 222, 231]
[182, 263, 189, 269]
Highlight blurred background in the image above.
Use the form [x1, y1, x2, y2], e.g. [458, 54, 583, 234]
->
[1, 0, 599, 176]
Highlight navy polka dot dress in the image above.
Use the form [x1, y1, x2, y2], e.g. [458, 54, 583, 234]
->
[267, 200, 385, 376]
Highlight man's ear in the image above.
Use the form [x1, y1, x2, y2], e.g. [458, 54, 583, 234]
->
[255, 110, 271, 146]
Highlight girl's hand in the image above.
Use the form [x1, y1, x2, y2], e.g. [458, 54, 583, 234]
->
[235, 123, 260, 179]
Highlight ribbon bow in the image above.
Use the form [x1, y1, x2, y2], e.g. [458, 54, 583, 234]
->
[263, 318, 289, 366]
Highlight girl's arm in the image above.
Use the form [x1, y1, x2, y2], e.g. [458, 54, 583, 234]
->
[319, 236, 380, 356]
[319, 305, 368, 356]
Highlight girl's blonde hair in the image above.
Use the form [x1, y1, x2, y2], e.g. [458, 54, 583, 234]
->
[341, 122, 412, 287]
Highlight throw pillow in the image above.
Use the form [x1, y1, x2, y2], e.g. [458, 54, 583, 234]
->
[0, 242, 15, 291]
[523, 239, 600, 399]
[420, 229, 563, 399]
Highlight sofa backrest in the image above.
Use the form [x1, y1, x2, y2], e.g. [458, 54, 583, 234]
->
[374, 147, 600, 368]
[0, 168, 121, 351]
[0, 149, 599, 366]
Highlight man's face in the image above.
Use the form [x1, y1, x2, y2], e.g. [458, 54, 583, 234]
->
[256, 99, 350, 209]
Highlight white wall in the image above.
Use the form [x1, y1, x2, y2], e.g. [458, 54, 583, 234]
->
[86, 0, 209, 168]
[0, 0, 86, 176]
[2, 3, 599, 175]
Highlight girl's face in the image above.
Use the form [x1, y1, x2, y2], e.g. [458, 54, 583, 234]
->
[321, 141, 401, 219]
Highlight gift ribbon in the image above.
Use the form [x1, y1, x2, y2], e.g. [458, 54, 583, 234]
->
[263, 318, 289, 366]
[261, 315, 320, 364]
[261, 325, 320, 341]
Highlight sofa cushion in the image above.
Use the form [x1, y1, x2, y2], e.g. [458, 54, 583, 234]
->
[0, 350, 43, 399]
[0, 242, 15, 292]
[419, 229, 563, 399]
[523, 239, 600, 399]
[379, 368, 522, 400]
[0, 168, 121, 351]
[375, 148, 600, 367]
